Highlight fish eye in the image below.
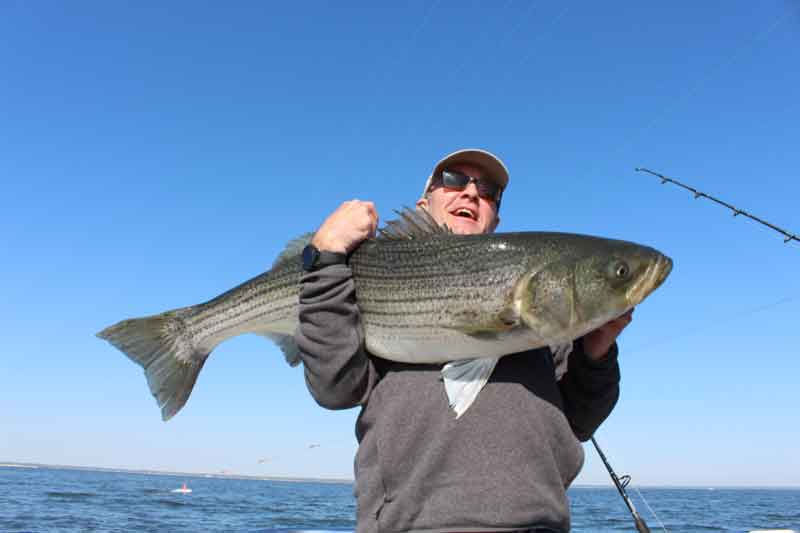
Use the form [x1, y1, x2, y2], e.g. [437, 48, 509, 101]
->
[609, 260, 631, 280]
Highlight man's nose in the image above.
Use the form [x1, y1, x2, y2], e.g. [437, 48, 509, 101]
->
[461, 181, 480, 199]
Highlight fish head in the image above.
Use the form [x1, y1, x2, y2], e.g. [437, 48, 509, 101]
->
[516, 238, 672, 342]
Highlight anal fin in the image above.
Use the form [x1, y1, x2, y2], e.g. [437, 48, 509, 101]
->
[260, 333, 302, 367]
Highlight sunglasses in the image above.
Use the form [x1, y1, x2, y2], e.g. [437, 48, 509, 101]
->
[431, 169, 503, 206]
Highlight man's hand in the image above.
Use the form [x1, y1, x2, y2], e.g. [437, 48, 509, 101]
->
[311, 200, 379, 255]
[582, 309, 634, 361]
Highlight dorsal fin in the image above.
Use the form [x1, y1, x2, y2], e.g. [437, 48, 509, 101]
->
[377, 207, 451, 241]
[273, 232, 314, 268]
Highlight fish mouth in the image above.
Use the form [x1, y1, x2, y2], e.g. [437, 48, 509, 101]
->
[626, 253, 673, 305]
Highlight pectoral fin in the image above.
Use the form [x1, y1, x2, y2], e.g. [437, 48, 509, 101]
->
[441, 357, 499, 418]
[447, 306, 521, 338]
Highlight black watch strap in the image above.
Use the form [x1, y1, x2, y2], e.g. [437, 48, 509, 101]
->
[301, 244, 348, 272]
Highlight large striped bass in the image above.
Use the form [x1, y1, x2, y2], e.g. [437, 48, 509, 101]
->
[97, 208, 672, 420]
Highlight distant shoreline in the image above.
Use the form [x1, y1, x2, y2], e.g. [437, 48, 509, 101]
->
[0, 461, 353, 484]
[2, 461, 798, 490]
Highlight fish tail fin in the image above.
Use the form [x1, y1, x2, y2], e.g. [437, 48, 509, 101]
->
[96, 306, 208, 421]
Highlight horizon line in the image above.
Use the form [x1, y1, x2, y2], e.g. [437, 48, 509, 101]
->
[2, 461, 799, 490]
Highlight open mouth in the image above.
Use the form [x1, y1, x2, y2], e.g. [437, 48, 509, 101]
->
[451, 207, 477, 221]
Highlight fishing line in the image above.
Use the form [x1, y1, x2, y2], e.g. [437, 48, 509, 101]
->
[615, 7, 789, 157]
[364, 0, 442, 130]
[425, 1, 571, 137]
[429, 0, 518, 89]
[555, 3, 792, 192]
[631, 485, 670, 533]
[388, 0, 442, 71]
[498, 0, 542, 51]
[514, 3, 572, 70]
[420, 0, 549, 135]
[627, 294, 797, 354]
[446, 0, 517, 82]
[590, 437, 657, 533]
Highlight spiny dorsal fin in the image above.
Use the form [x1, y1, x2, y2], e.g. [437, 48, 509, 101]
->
[273, 232, 314, 268]
[377, 207, 451, 241]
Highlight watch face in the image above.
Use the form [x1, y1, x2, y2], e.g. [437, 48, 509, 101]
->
[302, 244, 319, 271]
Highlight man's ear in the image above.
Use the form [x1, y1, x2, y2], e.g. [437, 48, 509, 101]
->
[416, 197, 428, 210]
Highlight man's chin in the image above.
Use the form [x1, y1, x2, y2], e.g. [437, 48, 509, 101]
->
[448, 217, 483, 235]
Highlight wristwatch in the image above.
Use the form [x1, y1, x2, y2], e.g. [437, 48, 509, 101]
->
[301, 244, 348, 272]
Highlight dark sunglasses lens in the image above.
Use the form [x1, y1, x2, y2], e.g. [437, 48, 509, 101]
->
[441, 170, 470, 189]
[476, 181, 500, 200]
[441, 170, 499, 201]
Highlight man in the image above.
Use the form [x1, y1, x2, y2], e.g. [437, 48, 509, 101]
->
[295, 149, 631, 533]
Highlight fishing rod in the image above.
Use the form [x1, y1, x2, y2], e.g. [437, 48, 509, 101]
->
[635, 167, 799, 245]
[590, 437, 652, 533]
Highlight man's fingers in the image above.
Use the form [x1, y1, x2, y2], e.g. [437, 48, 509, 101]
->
[613, 309, 634, 325]
[597, 311, 633, 335]
[354, 201, 377, 237]
[606, 311, 633, 333]
[365, 202, 379, 236]
[314, 199, 380, 253]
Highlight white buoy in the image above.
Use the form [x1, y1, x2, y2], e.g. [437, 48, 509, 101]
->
[171, 482, 192, 494]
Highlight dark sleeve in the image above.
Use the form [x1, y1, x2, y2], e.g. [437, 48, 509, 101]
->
[558, 337, 621, 441]
[295, 263, 380, 410]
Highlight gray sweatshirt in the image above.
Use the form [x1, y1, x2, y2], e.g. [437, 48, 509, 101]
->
[295, 264, 620, 533]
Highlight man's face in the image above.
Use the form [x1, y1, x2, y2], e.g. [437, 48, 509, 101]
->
[416, 163, 500, 235]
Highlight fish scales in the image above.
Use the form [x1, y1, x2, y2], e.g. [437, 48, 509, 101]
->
[352, 235, 539, 331]
[350, 237, 535, 350]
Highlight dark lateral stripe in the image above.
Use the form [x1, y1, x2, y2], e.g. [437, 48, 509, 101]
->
[195, 286, 296, 327]
[361, 320, 448, 330]
[196, 270, 300, 322]
[213, 273, 299, 309]
[352, 272, 506, 283]
[356, 294, 486, 308]
[191, 298, 298, 341]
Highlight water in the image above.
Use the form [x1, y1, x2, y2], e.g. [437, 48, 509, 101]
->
[1, 466, 798, 532]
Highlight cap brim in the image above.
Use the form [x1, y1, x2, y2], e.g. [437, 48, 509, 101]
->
[432, 149, 508, 188]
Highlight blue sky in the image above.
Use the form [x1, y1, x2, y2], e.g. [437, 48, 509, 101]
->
[1, 1, 798, 487]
